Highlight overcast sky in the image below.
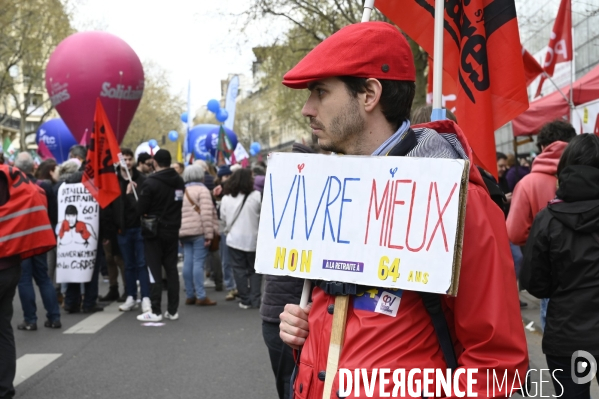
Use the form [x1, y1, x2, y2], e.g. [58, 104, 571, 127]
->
[70, 0, 286, 112]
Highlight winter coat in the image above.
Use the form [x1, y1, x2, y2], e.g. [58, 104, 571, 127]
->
[260, 275, 304, 323]
[506, 141, 568, 246]
[0, 172, 21, 271]
[292, 120, 528, 398]
[506, 164, 530, 192]
[521, 165, 599, 357]
[220, 190, 261, 252]
[111, 167, 146, 232]
[179, 183, 216, 240]
[138, 168, 185, 234]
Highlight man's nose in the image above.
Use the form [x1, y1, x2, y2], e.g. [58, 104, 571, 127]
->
[302, 97, 315, 118]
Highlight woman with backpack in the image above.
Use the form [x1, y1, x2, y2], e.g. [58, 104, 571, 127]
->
[220, 168, 262, 309]
[521, 133, 599, 397]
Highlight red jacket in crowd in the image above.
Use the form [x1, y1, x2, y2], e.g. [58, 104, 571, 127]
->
[506, 141, 568, 246]
[293, 122, 529, 399]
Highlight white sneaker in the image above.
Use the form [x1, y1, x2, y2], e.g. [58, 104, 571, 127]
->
[119, 296, 136, 311]
[164, 311, 179, 320]
[136, 312, 162, 322]
[141, 297, 151, 313]
[239, 303, 251, 310]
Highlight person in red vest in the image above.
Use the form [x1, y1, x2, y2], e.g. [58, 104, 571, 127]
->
[0, 163, 55, 399]
[278, 22, 528, 398]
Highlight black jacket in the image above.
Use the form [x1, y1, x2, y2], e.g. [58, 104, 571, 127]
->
[260, 275, 305, 323]
[521, 165, 599, 357]
[138, 168, 184, 234]
[111, 167, 146, 232]
[26, 173, 58, 231]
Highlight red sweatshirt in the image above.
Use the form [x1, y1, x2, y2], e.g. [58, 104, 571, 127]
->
[506, 141, 568, 246]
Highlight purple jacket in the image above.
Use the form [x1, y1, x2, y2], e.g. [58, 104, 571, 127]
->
[507, 165, 531, 192]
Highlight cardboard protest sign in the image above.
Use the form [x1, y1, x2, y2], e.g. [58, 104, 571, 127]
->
[255, 153, 469, 295]
[55, 182, 100, 283]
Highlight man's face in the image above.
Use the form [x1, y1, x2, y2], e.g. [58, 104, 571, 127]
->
[66, 213, 77, 227]
[139, 159, 153, 174]
[171, 163, 182, 175]
[123, 155, 134, 171]
[497, 158, 508, 178]
[301, 78, 365, 155]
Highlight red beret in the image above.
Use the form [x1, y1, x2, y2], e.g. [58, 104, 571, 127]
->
[283, 22, 415, 89]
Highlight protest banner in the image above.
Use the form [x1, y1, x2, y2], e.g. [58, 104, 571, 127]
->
[55, 182, 100, 283]
[255, 153, 469, 296]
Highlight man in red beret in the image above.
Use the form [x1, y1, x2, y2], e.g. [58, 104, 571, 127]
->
[279, 22, 528, 398]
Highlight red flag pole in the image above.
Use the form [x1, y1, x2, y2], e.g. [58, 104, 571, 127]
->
[430, 0, 446, 122]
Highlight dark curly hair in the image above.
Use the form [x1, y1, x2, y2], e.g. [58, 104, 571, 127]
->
[222, 168, 254, 197]
[537, 120, 576, 152]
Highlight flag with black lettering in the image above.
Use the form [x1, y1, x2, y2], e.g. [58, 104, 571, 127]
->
[376, 0, 529, 176]
[82, 98, 121, 208]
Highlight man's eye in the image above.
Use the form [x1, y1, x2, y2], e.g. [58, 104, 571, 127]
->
[317, 89, 325, 97]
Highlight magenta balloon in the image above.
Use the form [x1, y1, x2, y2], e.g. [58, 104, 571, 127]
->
[45, 31, 144, 144]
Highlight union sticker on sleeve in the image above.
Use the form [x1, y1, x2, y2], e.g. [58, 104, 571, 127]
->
[374, 291, 402, 317]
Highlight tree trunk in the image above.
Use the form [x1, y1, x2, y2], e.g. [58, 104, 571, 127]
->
[19, 111, 26, 151]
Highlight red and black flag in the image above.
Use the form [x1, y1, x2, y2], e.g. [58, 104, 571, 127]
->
[376, 0, 529, 176]
[82, 98, 121, 208]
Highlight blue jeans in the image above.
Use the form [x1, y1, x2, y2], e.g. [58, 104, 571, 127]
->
[65, 242, 102, 310]
[182, 236, 209, 299]
[220, 234, 236, 291]
[540, 297, 549, 330]
[117, 227, 150, 299]
[17, 253, 60, 324]
[510, 242, 523, 278]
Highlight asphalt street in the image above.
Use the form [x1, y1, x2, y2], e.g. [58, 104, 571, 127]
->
[10, 268, 599, 399]
[12, 264, 276, 399]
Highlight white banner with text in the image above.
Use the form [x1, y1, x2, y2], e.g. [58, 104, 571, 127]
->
[255, 153, 469, 295]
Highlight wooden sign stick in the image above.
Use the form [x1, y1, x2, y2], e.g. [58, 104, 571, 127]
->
[322, 295, 350, 399]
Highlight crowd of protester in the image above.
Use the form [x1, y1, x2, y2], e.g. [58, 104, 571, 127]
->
[0, 145, 270, 326]
[495, 120, 599, 396]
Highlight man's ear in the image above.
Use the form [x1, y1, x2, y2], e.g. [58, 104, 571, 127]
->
[363, 78, 383, 113]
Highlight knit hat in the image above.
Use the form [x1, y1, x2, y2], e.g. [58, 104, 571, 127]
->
[153, 149, 171, 166]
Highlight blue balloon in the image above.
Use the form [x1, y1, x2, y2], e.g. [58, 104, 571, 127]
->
[216, 108, 229, 123]
[168, 130, 179, 142]
[187, 124, 219, 161]
[250, 148, 257, 157]
[204, 127, 238, 159]
[36, 119, 78, 164]
[207, 99, 220, 113]
[250, 142, 261, 153]
[148, 139, 158, 148]
[180, 112, 188, 123]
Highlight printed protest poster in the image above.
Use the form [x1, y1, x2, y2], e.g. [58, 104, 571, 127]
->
[255, 153, 469, 295]
[56, 182, 100, 283]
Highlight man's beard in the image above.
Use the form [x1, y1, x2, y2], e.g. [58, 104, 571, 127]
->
[317, 98, 365, 154]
